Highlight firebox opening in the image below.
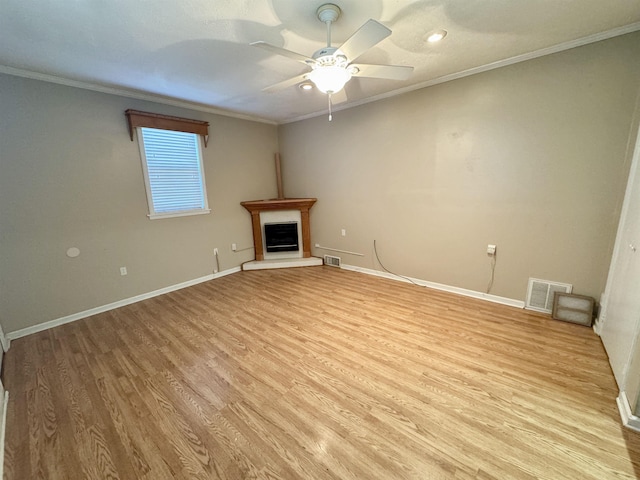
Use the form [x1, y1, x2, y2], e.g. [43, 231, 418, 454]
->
[264, 222, 299, 253]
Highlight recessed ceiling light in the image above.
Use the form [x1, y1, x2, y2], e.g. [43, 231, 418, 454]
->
[427, 30, 447, 43]
[299, 82, 313, 90]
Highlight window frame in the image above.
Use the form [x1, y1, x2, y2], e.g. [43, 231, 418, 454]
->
[125, 109, 211, 220]
[136, 127, 211, 219]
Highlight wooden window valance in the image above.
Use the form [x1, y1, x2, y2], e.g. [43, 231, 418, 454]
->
[125, 109, 210, 147]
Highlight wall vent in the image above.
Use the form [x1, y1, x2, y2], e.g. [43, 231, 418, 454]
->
[525, 278, 572, 313]
[324, 255, 341, 267]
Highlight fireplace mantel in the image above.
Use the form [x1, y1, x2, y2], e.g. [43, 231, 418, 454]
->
[240, 198, 317, 212]
[241, 198, 317, 262]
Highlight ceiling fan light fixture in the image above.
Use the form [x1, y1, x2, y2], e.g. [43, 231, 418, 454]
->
[427, 29, 447, 43]
[309, 66, 352, 94]
[299, 82, 314, 90]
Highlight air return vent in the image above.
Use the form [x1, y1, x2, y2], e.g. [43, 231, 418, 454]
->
[324, 255, 341, 267]
[525, 278, 572, 313]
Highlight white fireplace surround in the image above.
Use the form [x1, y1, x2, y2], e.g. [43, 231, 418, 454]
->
[260, 210, 303, 260]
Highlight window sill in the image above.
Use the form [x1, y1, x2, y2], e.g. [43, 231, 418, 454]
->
[148, 209, 211, 220]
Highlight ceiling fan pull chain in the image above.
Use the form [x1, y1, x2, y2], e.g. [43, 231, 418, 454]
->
[328, 93, 333, 121]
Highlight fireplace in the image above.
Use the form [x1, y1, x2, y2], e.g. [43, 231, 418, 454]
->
[240, 197, 322, 270]
[265, 222, 299, 253]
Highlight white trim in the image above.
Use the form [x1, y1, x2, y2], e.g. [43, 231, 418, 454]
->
[0, 390, 7, 480]
[598, 102, 640, 335]
[0, 65, 276, 125]
[593, 292, 607, 335]
[341, 264, 525, 309]
[148, 209, 211, 220]
[617, 391, 640, 433]
[0, 324, 9, 352]
[284, 22, 640, 124]
[5, 267, 241, 341]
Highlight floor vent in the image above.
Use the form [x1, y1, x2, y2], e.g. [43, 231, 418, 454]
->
[526, 278, 572, 313]
[324, 255, 341, 267]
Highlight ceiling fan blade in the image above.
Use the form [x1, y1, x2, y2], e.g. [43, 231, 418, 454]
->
[250, 41, 314, 65]
[350, 63, 414, 81]
[336, 19, 391, 61]
[262, 72, 310, 92]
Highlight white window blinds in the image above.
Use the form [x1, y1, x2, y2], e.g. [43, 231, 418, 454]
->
[139, 127, 210, 219]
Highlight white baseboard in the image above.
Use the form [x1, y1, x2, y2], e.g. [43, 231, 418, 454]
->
[6, 267, 241, 341]
[5, 263, 525, 341]
[341, 264, 525, 309]
[593, 323, 601, 336]
[617, 391, 640, 433]
[0, 390, 7, 480]
[0, 324, 8, 352]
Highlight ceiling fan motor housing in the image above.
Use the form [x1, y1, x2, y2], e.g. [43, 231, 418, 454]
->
[312, 47, 348, 66]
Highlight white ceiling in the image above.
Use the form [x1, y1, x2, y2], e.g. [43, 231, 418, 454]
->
[1, 0, 639, 124]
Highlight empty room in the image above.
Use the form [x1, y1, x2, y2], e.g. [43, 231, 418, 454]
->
[1, 1, 640, 479]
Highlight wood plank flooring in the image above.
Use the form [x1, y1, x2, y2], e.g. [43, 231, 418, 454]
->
[4, 266, 640, 479]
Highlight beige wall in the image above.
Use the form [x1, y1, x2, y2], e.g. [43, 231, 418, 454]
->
[2, 33, 639, 335]
[279, 32, 640, 302]
[0, 74, 278, 333]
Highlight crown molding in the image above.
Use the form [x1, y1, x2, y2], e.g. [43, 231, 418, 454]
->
[284, 22, 640, 124]
[1, 21, 638, 126]
[0, 65, 277, 125]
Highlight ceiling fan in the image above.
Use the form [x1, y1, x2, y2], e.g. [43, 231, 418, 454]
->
[251, 3, 414, 120]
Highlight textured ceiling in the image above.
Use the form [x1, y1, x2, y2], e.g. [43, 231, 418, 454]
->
[1, 0, 639, 124]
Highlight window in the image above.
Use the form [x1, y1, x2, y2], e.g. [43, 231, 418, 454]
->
[138, 128, 210, 218]
[125, 109, 211, 219]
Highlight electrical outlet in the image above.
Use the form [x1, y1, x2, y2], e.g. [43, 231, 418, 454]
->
[214, 248, 219, 255]
[487, 244, 497, 256]
[231, 243, 237, 251]
[120, 266, 128, 276]
[341, 229, 346, 236]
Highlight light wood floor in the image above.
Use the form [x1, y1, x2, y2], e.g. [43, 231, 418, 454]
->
[4, 267, 640, 479]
